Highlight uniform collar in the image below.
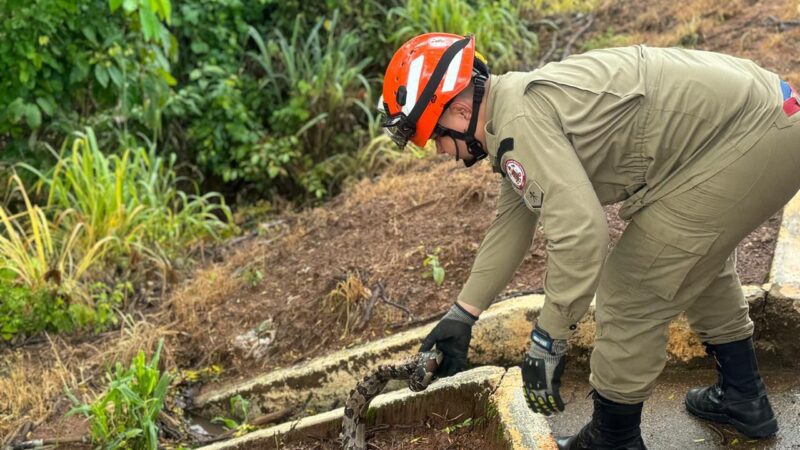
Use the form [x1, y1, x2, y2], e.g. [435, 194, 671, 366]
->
[483, 74, 501, 159]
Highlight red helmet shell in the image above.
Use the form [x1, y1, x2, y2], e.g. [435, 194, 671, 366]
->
[382, 33, 476, 147]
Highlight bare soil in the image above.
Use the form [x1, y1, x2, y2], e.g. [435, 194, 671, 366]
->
[3, 0, 795, 443]
[282, 416, 496, 450]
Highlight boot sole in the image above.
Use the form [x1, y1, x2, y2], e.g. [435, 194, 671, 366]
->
[684, 398, 778, 439]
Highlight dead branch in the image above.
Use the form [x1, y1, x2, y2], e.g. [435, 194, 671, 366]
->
[380, 288, 414, 319]
[357, 282, 384, 330]
[538, 28, 561, 68]
[765, 15, 800, 30]
[562, 14, 595, 60]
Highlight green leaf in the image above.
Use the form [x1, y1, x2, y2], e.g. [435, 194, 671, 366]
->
[190, 41, 209, 54]
[24, 104, 42, 128]
[108, 65, 123, 87]
[109, 0, 123, 12]
[432, 266, 445, 285]
[139, 5, 160, 41]
[212, 416, 239, 430]
[35, 97, 55, 116]
[94, 65, 110, 88]
[123, 0, 137, 12]
[81, 26, 98, 44]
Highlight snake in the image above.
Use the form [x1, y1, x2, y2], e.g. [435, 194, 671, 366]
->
[340, 351, 442, 450]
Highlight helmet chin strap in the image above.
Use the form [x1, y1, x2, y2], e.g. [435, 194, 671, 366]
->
[437, 74, 488, 167]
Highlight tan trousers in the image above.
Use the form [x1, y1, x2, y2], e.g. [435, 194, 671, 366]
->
[589, 113, 800, 404]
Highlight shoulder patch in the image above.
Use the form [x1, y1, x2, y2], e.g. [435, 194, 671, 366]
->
[504, 159, 526, 190]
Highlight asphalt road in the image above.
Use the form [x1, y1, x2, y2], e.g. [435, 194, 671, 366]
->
[547, 368, 800, 449]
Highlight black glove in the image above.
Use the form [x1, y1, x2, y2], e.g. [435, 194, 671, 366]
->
[417, 302, 476, 380]
[522, 324, 567, 416]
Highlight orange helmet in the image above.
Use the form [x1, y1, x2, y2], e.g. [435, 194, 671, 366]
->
[380, 33, 488, 151]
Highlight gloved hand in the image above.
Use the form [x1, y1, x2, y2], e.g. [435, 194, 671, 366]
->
[410, 302, 477, 391]
[522, 324, 568, 416]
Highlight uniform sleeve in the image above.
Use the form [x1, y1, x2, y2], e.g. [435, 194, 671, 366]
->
[458, 177, 539, 311]
[500, 115, 609, 339]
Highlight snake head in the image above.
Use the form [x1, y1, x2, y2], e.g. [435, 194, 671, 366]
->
[407, 350, 443, 392]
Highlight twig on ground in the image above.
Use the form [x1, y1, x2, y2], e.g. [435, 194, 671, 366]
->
[8, 437, 89, 450]
[765, 15, 800, 30]
[380, 288, 414, 319]
[389, 309, 448, 330]
[358, 282, 384, 330]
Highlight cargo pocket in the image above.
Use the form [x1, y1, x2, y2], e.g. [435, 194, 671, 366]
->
[633, 224, 720, 302]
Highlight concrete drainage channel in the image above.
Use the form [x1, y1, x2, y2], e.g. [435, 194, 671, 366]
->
[194, 192, 800, 450]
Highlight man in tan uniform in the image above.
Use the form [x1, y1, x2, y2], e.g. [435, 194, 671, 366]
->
[380, 33, 799, 449]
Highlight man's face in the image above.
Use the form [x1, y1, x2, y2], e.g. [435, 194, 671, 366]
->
[433, 102, 475, 163]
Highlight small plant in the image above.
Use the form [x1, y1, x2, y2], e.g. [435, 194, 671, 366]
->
[242, 267, 264, 287]
[67, 339, 173, 450]
[211, 395, 257, 437]
[324, 272, 371, 339]
[442, 416, 476, 434]
[422, 247, 446, 286]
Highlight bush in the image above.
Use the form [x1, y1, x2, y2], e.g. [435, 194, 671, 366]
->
[0, 273, 129, 340]
[0, 0, 174, 149]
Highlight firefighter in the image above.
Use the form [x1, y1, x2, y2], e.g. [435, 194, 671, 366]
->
[380, 33, 799, 449]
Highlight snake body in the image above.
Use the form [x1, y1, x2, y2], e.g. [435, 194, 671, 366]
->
[340, 351, 442, 450]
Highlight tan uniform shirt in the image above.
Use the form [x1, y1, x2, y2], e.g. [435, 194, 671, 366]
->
[458, 46, 782, 338]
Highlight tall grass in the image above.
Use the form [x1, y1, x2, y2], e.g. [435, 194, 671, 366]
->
[23, 128, 233, 262]
[388, 0, 539, 72]
[0, 174, 111, 294]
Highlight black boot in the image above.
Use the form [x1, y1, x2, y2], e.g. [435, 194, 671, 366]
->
[685, 337, 778, 439]
[556, 391, 647, 450]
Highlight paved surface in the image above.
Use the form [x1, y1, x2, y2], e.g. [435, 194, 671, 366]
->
[547, 369, 800, 449]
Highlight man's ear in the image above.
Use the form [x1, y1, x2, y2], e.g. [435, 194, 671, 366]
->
[448, 100, 473, 121]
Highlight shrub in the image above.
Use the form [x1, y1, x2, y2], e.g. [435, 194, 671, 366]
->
[193, 10, 376, 199]
[67, 339, 172, 450]
[0, 276, 128, 340]
[0, 0, 174, 149]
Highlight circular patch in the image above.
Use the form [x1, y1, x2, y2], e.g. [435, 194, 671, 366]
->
[504, 159, 526, 190]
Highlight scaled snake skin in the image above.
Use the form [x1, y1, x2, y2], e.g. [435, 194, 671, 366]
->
[340, 351, 442, 450]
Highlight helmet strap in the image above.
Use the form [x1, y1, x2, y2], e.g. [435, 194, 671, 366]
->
[437, 74, 489, 167]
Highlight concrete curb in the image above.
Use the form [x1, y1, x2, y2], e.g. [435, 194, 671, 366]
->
[194, 296, 539, 417]
[769, 191, 800, 296]
[196, 366, 507, 450]
[195, 284, 799, 419]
